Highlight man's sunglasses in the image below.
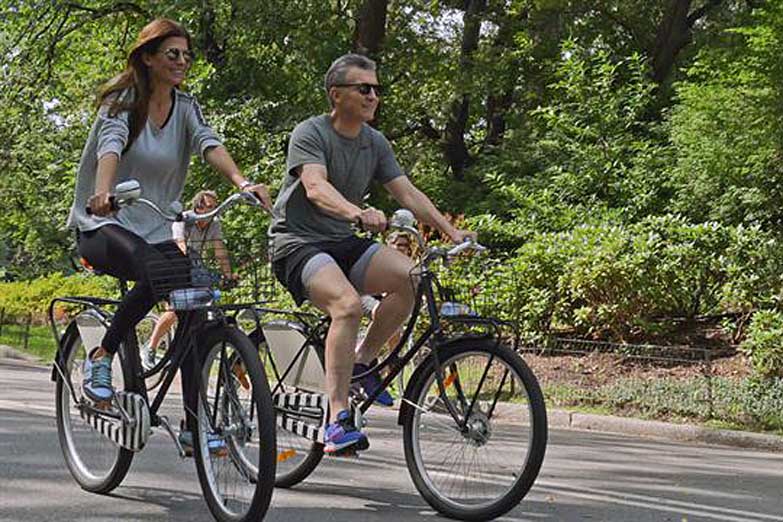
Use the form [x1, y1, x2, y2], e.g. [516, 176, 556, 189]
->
[333, 83, 384, 96]
[161, 48, 195, 63]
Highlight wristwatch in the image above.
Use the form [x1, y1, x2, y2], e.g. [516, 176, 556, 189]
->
[239, 180, 254, 190]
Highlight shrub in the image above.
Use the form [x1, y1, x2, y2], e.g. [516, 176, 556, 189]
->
[0, 273, 116, 323]
[740, 310, 783, 378]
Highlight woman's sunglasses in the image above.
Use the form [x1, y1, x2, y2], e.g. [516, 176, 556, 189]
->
[161, 48, 195, 64]
[334, 83, 384, 96]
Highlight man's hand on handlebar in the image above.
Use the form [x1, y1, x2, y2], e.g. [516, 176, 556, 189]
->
[358, 207, 387, 234]
[87, 192, 115, 216]
[242, 183, 273, 211]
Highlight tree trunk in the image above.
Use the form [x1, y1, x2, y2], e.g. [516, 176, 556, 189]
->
[485, 91, 513, 147]
[443, 0, 486, 179]
[353, 0, 388, 60]
[200, 2, 226, 67]
[650, 0, 723, 84]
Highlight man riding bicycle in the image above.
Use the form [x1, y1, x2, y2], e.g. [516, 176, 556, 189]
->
[268, 53, 475, 455]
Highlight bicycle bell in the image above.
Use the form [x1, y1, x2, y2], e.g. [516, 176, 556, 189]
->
[391, 208, 416, 229]
[114, 179, 141, 205]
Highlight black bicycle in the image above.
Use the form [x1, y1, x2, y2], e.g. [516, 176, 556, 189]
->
[244, 209, 548, 521]
[49, 180, 276, 522]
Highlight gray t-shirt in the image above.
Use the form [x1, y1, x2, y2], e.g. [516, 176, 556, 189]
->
[268, 115, 404, 260]
[172, 219, 223, 248]
[67, 88, 222, 244]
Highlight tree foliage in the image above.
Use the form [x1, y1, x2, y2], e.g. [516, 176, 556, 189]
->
[3, 0, 783, 367]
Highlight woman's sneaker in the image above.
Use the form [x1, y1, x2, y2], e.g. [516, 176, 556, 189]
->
[352, 362, 394, 407]
[324, 409, 369, 455]
[82, 348, 114, 403]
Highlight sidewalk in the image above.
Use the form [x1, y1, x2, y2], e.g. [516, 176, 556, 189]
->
[0, 344, 38, 363]
[3, 343, 781, 453]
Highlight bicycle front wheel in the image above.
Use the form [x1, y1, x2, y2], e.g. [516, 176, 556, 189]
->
[55, 323, 136, 493]
[194, 327, 276, 522]
[402, 339, 547, 521]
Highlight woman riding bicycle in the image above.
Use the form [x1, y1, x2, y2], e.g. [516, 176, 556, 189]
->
[66, 18, 271, 404]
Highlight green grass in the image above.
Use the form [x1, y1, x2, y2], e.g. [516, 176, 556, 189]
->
[0, 324, 57, 362]
[542, 377, 783, 435]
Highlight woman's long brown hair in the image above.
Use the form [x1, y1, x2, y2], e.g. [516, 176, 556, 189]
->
[98, 18, 191, 150]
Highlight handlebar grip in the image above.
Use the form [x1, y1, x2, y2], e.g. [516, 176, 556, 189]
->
[85, 195, 117, 215]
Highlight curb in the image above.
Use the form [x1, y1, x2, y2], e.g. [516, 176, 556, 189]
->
[0, 344, 38, 363]
[550, 408, 783, 452]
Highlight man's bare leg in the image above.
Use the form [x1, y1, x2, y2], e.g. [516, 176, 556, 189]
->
[306, 263, 363, 422]
[355, 246, 416, 364]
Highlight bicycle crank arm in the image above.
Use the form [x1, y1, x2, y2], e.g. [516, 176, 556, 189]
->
[158, 415, 188, 458]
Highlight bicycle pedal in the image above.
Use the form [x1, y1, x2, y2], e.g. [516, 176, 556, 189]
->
[80, 391, 150, 452]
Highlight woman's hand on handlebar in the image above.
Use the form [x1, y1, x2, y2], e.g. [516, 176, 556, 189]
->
[242, 183, 273, 211]
[87, 192, 115, 216]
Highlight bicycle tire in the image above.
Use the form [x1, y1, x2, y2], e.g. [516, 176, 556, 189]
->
[401, 338, 547, 521]
[253, 329, 324, 488]
[193, 326, 276, 522]
[55, 323, 137, 493]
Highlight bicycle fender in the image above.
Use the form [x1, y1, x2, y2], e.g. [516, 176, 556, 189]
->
[51, 321, 78, 383]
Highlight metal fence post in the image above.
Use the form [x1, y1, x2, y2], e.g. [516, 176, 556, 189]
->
[23, 313, 32, 352]
[704, 348, 714, 420]
[0, 307, 5, 337]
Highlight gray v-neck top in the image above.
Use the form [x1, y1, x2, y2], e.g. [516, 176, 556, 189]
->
[67, 88, 222, 244]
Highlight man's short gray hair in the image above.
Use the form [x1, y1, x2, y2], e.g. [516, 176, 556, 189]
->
[324, 53, 377, 105]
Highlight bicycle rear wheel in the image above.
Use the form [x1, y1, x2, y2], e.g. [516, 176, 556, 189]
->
[55, 323, 136, 493]
[194, 327, 276, 522]
[402, 339, 547, 521]
[254, 330, 324, 488]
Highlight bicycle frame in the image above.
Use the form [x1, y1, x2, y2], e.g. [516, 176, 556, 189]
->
[257, 256, 514, 433]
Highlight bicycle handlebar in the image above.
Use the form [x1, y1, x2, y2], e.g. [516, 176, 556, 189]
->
[85, 179, 267, 222]
[387, 210, 486, 265]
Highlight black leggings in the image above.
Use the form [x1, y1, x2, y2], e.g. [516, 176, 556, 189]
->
[77, 225, 188, 355]
[78, 225, 201, 421]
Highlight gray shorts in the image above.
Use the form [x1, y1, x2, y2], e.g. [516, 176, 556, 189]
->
[271, 236, 380, 306]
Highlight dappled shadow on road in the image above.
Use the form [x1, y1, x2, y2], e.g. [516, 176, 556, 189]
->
[270, 481, 544, 521]
[104, 486, 206, 521]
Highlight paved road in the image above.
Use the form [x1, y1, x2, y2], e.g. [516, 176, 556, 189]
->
[1, 359, 782, 521]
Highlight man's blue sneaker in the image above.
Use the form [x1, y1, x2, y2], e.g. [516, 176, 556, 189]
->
[178, 430, 228, 457]
[352, 362, 394, 407]
[324, 409, 369, 455]
[82, 348, 114, 402]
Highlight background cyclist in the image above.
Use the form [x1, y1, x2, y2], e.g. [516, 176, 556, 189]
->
[142, 189, 235, 371]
